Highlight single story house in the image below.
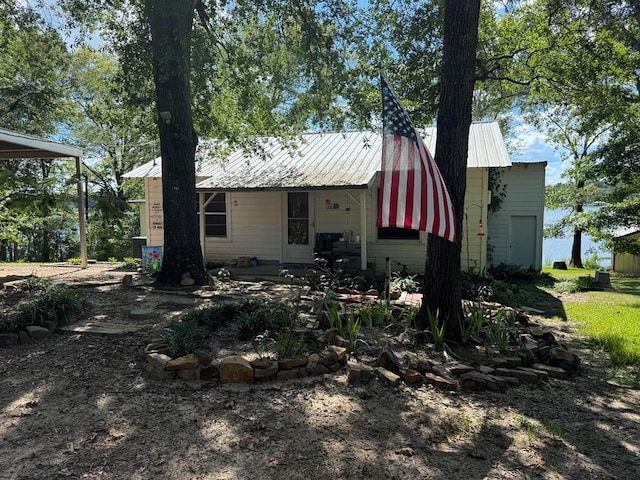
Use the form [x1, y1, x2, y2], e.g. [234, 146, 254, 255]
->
[612, 228, 640, 274]
[123, 122, 546, 273]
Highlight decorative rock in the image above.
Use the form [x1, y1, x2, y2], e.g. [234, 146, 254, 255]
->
[486, 375, 508, 389]
[365, 289, 379, 297]
[431, 364, 450, 378]
[374, 367, 401, 386]
[417, 360, 433, 374]
[26, 326, 50, 341]
[494, 368, 538, 384]
[478, 365, 496, 375]
[278, 357, 308, 370]
[276, 366, 308, 381]
[423, 372, 458, 391]
[459, 371, 498, 391]
[220, 355, 254, 383]
[200, 360, 221, 380]
[122, 274, 133, 287]
[376, 344, 401, 373]
[253, 360, 278, 379]
[517, 349, 535, 367]
[18, 331, 32, 345]
[399, 367, 423, 384]
[547, 347, 580, 373]
[449, 364, 475, 376]
[528, 327, 546, 338]
[197, 352, 214, 367]
[517, 367, 549, 382]
[129, 308, 155, 320]
[348, 362, 372, 383]
[180, 272, 195, 287]
[328, 362, 342, 373]
[490, 374, 519, 387]
[145, 353, 175, 380]
[177, 367, 200, 381]
[532, 363, 568, 380]
[166, 354, 199, 371]
[251, 358, 274, 369]
[327, 345, 348, 362]
[318, 350, 339, 366]
[306, 353, 321, 371]
[404, 352, 420, 370]
[308, 363, 330, 375]
[504, 356, 523, 368]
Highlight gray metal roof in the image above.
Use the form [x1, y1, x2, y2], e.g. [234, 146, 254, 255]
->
[0, 127, 83, 159]
[123, 122, 512, 189]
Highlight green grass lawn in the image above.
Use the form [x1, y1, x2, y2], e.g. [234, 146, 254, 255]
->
[539, 269, 640, 382]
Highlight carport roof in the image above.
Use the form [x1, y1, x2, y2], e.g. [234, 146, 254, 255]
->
[0, 127, 83, 159]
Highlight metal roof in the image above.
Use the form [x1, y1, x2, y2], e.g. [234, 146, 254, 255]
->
[0, 127, 83, 159]
[123, 122, 512, 190]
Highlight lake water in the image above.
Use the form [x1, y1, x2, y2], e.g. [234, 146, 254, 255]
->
[543, 208, 611, 268]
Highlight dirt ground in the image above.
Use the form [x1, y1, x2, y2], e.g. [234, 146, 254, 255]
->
[1, 263, 639, 480]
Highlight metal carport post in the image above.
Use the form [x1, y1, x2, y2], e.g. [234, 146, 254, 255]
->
[0, 127, 87, 268]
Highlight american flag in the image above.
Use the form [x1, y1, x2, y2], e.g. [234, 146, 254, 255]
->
[376, 75, 457, 243]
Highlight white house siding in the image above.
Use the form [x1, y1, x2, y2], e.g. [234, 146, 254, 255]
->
[364, 170, 489, 274]
[203, 191, 282, 263]
[314, 190, 363, 238]
[487, 162, 545, 270]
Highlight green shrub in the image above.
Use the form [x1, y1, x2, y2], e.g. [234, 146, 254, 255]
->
[122, 257, 138, 269]
[20, 275, 52, 291]
[108, 257, 119, 264]
[235, 298, 299, 340]
[275, 329, 307, 358]
[484, 309, 518, 353]
[11, 284, 82, 331]
[160, 318, 207, 357]
[68, 257, 82, 265]
[390, 272, 422, 293]
[554, 280, 577, 294]
[488, 263, 537, 281]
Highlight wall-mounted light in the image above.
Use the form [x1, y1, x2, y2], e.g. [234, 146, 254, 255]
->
[159, 111, 172, 125]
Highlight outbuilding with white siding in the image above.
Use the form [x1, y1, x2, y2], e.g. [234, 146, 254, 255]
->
[124, 122, 545, 274]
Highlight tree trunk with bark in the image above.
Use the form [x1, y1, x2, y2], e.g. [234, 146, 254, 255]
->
[145, 0, 209, 285]
[570, 179, 585, 268]
[418, 0, 481, 340]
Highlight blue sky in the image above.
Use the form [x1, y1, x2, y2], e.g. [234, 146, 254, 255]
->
[509, 121, 565, 186]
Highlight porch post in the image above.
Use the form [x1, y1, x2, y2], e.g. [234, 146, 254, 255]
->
[199, 192, 205, 258]
[360, 189, 367, 270]
[76, 156, 87, 268]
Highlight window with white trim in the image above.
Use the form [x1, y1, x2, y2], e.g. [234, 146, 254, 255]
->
[197, 193, 227, 237]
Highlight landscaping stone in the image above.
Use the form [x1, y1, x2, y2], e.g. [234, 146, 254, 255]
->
[177, 367, 200, 381]
[518, 366, 549, 382]
[547, 347, 581, 373]
[532, 363, 569, 380]
[404, 352, 420, 370]
[200, 360, 221, 381]
[129, 307, 155, 320]
[253, 360, 278, 379]
[145, 353, 175, 381]
[308, 363, 330, 375]
[491, 375, 519, 387]
[495, 368, 539, 384]
[423, 372, 458, 391]
[276, 366, 308, 381]
[348, 362, 372, 383]
[377, 344, 401, 373]
[327, 345, 348, 362]
[328, 362, 342, 373]
[219, 356, 254, 383]
[431, 364, 450, 378]
[459, 371, 498, 391]
[180, 272, 195, 287]
[449, 364, 475, 376]
[196, 352, 214, 367]
[318, 350, 338, 367]
[478, 365, 496, 375]
[18, 331, 32, 344]
[399, 367, 423, 384]
[278, 357, 308, 370]
[374, 366, 401, 386]
[166, 354, 199, 371]
[26, 326, 50, 341]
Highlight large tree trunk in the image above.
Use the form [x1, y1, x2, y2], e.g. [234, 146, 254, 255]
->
[418, 0, 481, 340]
[570, 180, 585, 268]
[145, 0, 209, 286]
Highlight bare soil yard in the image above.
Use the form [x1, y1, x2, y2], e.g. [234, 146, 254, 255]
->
[1, 263, 639, 479]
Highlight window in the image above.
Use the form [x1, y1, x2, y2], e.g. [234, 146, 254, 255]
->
[287, 192, 309, 244]
[376, 189, 420, 240]
[197, 193, 227, 237]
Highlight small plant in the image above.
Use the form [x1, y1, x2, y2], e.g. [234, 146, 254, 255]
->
[360, 303, 394, 327]
[108, 257, 119, 264]
[20, 275, 51, 291]
[542, 419, 566, 440]
[68, 257, 82, 265]
[554, 280, 578, 294]
[345, 311, 361, 347]
[485, 309, 518, 353]
[460, 303, 486, 345]
[275, 329, 306, 358]
[122, 257, 138, 269]
[325, 303, 344, 335]
[235, 298, 299, 340]
[576, 276, 597, 291]
[426, 308, 447, 349]
[390, 271, 422, 293]
[11, 283, 82, 331]
[402, 304, 421, 330]
[253, 331, 276, 359]
[160, 318, 206, 357]
[516, 414, 537, 439]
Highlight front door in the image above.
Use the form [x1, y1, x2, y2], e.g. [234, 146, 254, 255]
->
[509, 215, 537, 268]
[283, 192, 314, 264]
